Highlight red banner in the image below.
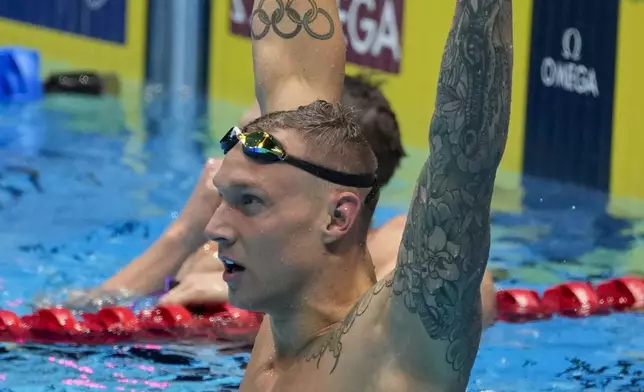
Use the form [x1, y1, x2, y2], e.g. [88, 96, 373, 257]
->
[229, 0, 405, 74]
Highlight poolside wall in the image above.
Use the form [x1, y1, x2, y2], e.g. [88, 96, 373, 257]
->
[1, 1, 642, 213]
[0, 0, 148, 135]
[209, 0, 644, 215]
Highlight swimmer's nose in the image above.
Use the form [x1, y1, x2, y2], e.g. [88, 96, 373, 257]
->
[205, 204, 236, 250]
[207, 231, 234, 251]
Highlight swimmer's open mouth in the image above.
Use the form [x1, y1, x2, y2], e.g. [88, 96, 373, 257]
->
[221, 257, 246, 273]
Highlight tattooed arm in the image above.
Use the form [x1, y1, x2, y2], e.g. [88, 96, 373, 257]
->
[386, 0, 513, 386]
[250, 0, 345, 113]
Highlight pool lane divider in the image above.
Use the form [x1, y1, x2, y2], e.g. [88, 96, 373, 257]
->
[0, 276, 641, 345]
[496, 276, 644, 323]
[0, 302, 263, 345]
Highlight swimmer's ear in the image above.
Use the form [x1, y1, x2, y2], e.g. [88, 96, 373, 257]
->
[322, 192, 361, 244]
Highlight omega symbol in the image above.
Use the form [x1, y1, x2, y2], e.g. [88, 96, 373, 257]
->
[561, 27, 582, 62]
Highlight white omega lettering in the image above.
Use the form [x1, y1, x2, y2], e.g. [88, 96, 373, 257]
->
[540, 27, 599, 98]
[231, 0, 248, 24]
[372, 0, 401, 60]
[561, 27, 582, 61]
[344, 0, 401, 61]
[346, 0, 378, 55]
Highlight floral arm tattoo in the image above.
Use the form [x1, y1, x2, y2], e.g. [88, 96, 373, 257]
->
[392, 0, 513, 380]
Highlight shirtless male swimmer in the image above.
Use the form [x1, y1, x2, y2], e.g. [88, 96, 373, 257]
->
[55, 0, 511, 388]
[155, 96, 497, 330]
[94, 77, 496, 334]
[192, 0, 512, 390]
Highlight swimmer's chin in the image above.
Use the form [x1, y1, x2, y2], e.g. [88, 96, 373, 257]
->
[227, 291, 257, 312]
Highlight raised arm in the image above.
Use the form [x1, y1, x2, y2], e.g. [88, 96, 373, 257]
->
[387, 0, 513, 385]
[250, 0, 345, 113]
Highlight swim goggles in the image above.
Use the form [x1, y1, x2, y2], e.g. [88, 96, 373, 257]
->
[220, 126, 376, 189]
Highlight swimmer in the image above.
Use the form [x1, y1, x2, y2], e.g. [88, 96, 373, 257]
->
[58, 2, 509, 388]
[159, 85, 497, 330]
[180, 1, 512, 390]
[89, 73, 496, 332]
[83, 9, 496, 341]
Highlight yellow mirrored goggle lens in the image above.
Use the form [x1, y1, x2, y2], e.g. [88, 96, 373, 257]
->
[240, 132, 286, 161]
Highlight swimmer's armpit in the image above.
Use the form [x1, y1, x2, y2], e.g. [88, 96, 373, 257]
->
[389, 0, 513, 384]
[250, 0, 345, 112]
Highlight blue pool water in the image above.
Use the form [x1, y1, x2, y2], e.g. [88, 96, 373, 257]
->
[1, 97, 644, 391]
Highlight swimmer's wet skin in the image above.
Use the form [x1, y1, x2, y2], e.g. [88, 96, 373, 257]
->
[209, 0, 514, 391]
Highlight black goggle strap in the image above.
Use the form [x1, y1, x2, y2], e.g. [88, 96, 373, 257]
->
[290, 154, 378, 204]
[284, 155, 375, 188]
[364, 185, 379, 205]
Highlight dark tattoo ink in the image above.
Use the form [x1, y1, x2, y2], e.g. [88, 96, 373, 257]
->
[251, 0, 335, 40]
[304, 278, 393, 373]
[391, 0, 513, 384]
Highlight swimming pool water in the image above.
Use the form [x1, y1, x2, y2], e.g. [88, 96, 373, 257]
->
[1, 98, 643, 391]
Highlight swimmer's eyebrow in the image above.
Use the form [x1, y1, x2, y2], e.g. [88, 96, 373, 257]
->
[214, 180, 267, 197]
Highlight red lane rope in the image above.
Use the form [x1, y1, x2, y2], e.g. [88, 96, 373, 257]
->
[496, 276, 644, 323]
[0, 276, 641, 345]
[0, 302, 263, 345]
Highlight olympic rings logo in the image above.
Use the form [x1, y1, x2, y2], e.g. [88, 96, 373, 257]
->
[250, 0, 335, 40]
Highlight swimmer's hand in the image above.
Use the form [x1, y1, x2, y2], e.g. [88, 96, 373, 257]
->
[159, 274, 259, 345]
[158, 272, 229, 306]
